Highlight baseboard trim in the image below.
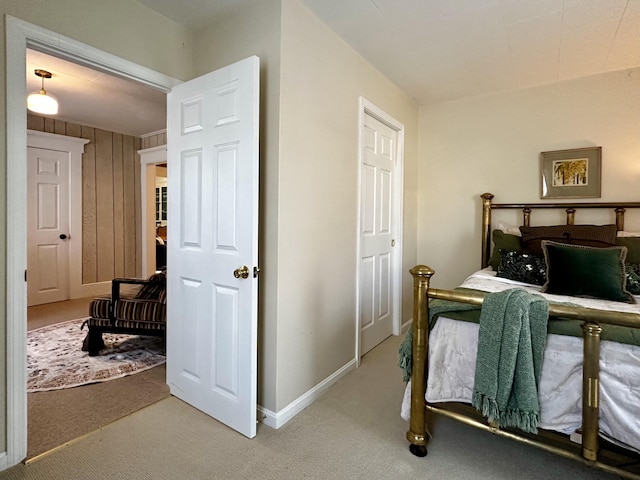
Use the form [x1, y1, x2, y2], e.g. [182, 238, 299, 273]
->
[258, 358, 357, 429]
[401, 317, 412, 334]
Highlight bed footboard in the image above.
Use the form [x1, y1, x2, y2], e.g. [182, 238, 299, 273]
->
[407, 265, 640, 479]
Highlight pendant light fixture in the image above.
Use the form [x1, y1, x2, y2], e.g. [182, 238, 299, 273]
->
[27, 69, 58, 115]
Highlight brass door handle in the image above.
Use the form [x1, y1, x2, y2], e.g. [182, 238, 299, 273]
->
[234, 265, 250, 279]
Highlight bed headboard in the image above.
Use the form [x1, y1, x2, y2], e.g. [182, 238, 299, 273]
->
[481, 193, 640, 269]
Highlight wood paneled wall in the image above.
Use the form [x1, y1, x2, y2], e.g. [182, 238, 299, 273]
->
[140, 130, 167, 150]
[27, 114, 142, 283]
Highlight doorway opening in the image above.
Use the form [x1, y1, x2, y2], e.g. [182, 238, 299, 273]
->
[24, 50, 170, 459]
[154, 163, 168, 271]
[7, 17, 179, 465]
[139, 142, 169, 277]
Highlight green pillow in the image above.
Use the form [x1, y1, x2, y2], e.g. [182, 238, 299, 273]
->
[541, 241, 634, 303]
[616, 237, 640, 264]
[489, 230, 522, 270]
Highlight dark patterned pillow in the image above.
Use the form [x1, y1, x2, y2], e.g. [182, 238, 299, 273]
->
[626, 263, 640, 295]
[135, 272, 166, 300]
[496, 249, 547, 286]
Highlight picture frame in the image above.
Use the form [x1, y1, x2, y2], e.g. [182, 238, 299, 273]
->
[540, 146, 602, 199]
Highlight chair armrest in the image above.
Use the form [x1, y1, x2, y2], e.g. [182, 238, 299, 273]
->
[111, 278, 151, 303]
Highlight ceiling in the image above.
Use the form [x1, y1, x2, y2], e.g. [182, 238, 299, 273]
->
[26, 50, 167, 137]
[27, 0, 640, 136]
[139, 0, 640, 105]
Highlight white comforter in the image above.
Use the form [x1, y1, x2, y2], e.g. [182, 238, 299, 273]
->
[401, 269, 640, 453]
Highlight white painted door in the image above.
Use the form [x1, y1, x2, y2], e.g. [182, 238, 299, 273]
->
[359, 113, 398, 354]
[27, 147, 70, 306]
[166, 56, 260, 438]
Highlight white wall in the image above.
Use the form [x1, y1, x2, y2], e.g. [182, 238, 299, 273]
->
[2, 0, 193, 80]
[277, 0, 419, 411]
[419, 67, 640, 289]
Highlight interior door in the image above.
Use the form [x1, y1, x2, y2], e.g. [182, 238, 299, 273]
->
[27, 147, 70, 306]
[166, 56, 260, 438]
[359, 113, 398, 354]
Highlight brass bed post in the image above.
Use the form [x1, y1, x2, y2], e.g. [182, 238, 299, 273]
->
[481, 193, 494, 268]
[581, 322, 602, 462]
[407, 265, 435, 457]
[522, 207, 531, 227]
[616, 207, 625, 231]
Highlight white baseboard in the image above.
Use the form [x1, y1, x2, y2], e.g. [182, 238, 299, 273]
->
[0, 451, 9, 471]
[401, 318, 412, 333]
[258, 358, 357, 429]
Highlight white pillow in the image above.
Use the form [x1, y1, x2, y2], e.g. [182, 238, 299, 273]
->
[617, 231, 640, 237]
[497, 222, 522, 236]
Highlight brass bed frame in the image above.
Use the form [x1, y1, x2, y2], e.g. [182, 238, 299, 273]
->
[407, 193, 640, 479]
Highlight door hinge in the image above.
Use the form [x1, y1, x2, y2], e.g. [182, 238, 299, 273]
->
[391, 239, 396, 247]
[25, 269, 27, 282]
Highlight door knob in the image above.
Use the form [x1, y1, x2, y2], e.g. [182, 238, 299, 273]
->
[233, 265, 250, 279]
[59, 234, 68, 240]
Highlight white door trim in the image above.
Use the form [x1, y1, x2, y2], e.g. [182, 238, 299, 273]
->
[138, 145, 168, 277]
[355, 97, 405, 365]
[5, 15, 180, 468]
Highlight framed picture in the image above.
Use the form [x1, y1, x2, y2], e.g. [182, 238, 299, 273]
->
[540, 146, 602, 199]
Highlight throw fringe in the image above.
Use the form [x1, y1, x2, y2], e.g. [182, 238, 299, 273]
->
[501, 409, 540, 434]
[472, 391, 540, 434]
[472, 391, 500, 424]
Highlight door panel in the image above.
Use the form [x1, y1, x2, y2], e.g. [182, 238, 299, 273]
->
[359, 114, 397, 354]
[27, 147, 70, 306]
[167, 56, 259, 438]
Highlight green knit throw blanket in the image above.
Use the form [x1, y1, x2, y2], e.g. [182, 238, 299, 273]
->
[471, 289, 548, 434]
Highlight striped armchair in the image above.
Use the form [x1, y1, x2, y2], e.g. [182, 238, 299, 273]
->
[81, 270, 166, 356]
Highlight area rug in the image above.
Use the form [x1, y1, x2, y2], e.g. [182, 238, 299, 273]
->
[28, 318, 166, 392]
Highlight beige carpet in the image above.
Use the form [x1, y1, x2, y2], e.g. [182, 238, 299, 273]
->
[28, 364, 169, 459]
[1, 334, 625, 480]
[27, 298, 96, 331]
[27, 298, 169, 459]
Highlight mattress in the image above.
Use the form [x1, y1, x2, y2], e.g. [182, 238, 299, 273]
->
[401, 269, 640, 453]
